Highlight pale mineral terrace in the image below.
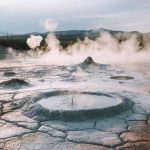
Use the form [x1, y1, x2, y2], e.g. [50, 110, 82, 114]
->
[0, 57, 150, 150]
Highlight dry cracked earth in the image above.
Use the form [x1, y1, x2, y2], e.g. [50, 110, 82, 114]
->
[0, 57, 150, 150]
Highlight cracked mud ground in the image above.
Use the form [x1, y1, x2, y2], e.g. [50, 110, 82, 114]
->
[0, 59, 150, 150]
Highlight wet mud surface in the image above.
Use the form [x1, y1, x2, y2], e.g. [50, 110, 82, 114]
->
[0, 57, 150, 149]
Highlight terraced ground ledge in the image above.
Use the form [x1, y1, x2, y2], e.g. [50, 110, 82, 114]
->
[0, 57, 150, 149]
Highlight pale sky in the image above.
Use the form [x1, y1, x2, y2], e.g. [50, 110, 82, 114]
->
[0, 0, 150, 34]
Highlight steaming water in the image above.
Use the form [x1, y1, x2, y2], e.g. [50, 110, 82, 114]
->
[6, 30, 150, 66]
[0, 55, 149, 118]
[0, 29, 150, 111]
[0, 57, 149, 95]
[38, 94, 121, 110]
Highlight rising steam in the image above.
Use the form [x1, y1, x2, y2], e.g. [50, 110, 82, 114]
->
[9, 19, 150, 65]
[40, 19, 58, 32]
[27, 35, 43, 49]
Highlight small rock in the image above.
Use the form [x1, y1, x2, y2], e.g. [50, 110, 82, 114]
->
[121, 132, 150, 142]
[17, 122, 39, 130]
[4, 71, 16, 77]
[127, 121, 150, 133]
[126, 114, 147, 121]
[2, 132, 64, 150]
[0, 78, 30, 89]
[67, 129, 122, 147]
[42, 120, 95, 131]
[116, 142, 150, 150]
[69, 143, 112, 150]
[1, 110, 37, 123]
[0, 94, 13, 102]
[78, 56, 99, 69]
[95, 117, 127, 133]
[82, 57, 95, 65]
[110, 76, 134, 80]
[22, 101, 50, 121]
[120, 121, 150, 142]
[0, 120, 31, 139]
[38, 125, 66, 138]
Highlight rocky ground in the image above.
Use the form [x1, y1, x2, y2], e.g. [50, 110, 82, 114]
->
[0, 91, 150, 150]
[0, 57, 150, 150]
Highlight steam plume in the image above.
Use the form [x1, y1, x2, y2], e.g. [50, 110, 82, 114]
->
[26, 35, 43, 49]
[40, 19, 58, 32]
[8, 20, 150, 65]
[40, 32, 150, 65]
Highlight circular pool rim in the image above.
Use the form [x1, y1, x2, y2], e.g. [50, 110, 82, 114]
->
[22, 90, 134, 121]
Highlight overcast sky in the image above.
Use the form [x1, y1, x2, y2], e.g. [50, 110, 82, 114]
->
[0, 0, 150, 34]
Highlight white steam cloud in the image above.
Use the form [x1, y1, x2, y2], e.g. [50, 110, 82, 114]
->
[40, 19, 58, 32]
[40, 32, 150, 65]
[45, 33, 62, 51]
[9, 19, 150, 65]
[26, 35, 43, 49]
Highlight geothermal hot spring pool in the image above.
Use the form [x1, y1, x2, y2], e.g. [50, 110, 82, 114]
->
[30, 90, 129, 121]
[38, 93, 122, 110]
[0, 57, 146, 121]
[0, 56, 150, 149]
